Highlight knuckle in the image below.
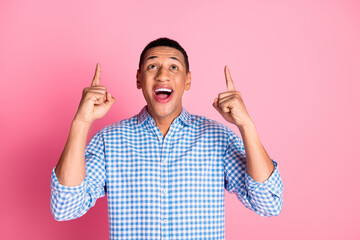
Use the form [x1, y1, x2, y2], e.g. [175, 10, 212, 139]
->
[84, 92, 94, 99]
[83, 91, 92, 98]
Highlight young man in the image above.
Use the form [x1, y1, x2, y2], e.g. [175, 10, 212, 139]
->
[51, 38, 283, 239]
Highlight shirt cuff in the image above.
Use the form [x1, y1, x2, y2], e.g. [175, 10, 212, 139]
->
[50, 167, 86, 194]
[245, 159, 283, 197]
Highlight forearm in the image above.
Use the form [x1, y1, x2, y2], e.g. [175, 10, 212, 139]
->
[55, 119, 91, 186]
[238, 122, 274, 183]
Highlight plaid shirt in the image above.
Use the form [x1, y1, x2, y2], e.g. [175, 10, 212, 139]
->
[50, 106, 283, 240]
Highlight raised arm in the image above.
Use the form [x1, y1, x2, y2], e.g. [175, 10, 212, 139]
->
[214, 66, 283, 216]
[213, 66, 274, 182]
[55, 63, 116, 186]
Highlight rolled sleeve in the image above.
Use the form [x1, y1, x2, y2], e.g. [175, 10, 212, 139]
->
[223, 128, 283, 217]
[244, 159, 283, 216]
[50, 131, 106, 221]
[51, 167, 86, 194]
[245, 160, 283, 197]
[50, 167, 89, 221]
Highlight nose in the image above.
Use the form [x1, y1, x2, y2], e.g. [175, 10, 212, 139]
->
[155, 66, 169, 82]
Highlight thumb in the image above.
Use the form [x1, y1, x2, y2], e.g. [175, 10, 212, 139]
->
[104, 92, 116, 108]
[213, 98, 221, 113]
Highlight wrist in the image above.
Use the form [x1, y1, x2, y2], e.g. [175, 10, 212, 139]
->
[71, 117, 93, 130]
[237, 120, 256, 134]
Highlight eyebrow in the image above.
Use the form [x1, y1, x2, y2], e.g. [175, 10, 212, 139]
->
[145, 56, 182, 64]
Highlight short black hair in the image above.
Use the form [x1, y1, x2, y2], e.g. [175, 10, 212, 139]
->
[138, 37, 189, 73]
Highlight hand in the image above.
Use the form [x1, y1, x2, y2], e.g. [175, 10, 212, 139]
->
[74, 63, 116, 125]
[213, 66, 253, 128]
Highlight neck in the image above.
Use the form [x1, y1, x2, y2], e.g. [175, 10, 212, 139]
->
[155, 118, 174, 137]
[147, 107, 182, 137]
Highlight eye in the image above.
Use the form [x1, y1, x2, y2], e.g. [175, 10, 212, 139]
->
[148, 64, 157, 70]
[170, 65, 178, 70]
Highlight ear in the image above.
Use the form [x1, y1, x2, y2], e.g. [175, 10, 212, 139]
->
[136, 69, 142, 89]
[184, 71, 191, 91]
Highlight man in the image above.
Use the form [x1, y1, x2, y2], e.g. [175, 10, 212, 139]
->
[50, 37, 283, 239]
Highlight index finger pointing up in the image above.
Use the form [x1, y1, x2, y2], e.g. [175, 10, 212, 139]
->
[225, 65, 235, 91]
[91, 63, 101, 87]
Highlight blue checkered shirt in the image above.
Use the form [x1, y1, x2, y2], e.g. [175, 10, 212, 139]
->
[50, 106, 283, 240]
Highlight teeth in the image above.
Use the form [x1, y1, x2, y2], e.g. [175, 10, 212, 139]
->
[155, 88, 172, 93]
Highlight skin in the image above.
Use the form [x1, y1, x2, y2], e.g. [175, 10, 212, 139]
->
[136, 46, 191, 136]
[213, 66, 275, 182]
[55, 46, 274, 187]
[55, 63, 116, 186]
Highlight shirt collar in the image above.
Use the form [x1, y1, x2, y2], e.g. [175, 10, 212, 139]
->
[137, 106, 191, 126]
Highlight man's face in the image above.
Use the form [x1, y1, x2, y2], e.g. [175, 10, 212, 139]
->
[137, 46, 191, 121]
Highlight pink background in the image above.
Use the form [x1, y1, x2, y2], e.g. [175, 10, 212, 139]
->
[1, 0, 359, 239]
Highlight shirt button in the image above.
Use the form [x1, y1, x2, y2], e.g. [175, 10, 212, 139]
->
[163, 189, 167, 194]
[164, 219, 168, 223]
[162, 160, 167, 164]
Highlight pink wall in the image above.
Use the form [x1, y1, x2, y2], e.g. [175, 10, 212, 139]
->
[1, 0, 359, 239]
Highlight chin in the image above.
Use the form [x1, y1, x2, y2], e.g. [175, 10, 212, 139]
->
[150, 102, 179, 119]
[154, 105, 173, 118]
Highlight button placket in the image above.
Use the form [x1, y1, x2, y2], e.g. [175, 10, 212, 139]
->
[160, 138, 170, 239]
[159, 119, 180, 239]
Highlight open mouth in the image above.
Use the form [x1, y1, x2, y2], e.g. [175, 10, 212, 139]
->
[154, 87, 173, 103]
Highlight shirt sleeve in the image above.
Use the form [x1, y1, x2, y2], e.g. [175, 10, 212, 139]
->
[50, 131, 107, 221]
[223, 128, 283, 217]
